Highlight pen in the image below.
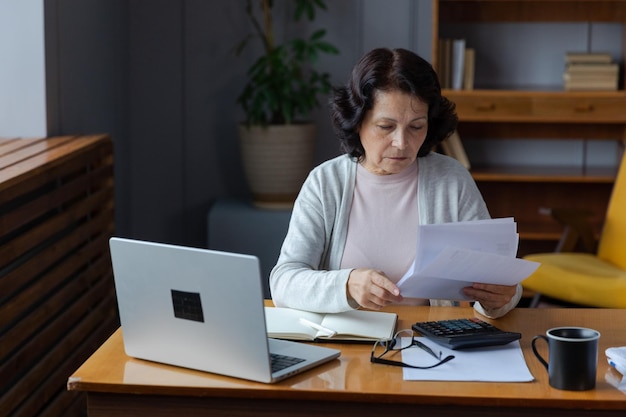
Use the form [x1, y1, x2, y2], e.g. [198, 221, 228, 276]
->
[299, 318, 337, 337]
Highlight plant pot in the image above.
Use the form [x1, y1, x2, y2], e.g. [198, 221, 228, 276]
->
[238, 123, 316, 209]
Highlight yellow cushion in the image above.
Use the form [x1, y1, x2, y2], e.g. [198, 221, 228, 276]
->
[523, 253, 626, 308]
[598, 159, 626, 270]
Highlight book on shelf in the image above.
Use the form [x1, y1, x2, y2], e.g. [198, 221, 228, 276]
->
[440, 130, 470, 169]
[438, 38, 475, 90]
[563, 52, 619, 91]
[264, 306, 398, 342]
[564, 78, 619, 91]
[463, 47, 475, 90]
[450, 38, 466, 90]
[438, 38, 452, 89]
[566, 63, 619, 75]
[565, 52, 613, 65]
[564, 73, 618, 83]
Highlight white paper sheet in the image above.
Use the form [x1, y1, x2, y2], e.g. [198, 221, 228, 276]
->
[400, 337, 534, 382]
[399, 247, 540, 300]
[413, 218, 518, 272]
[397, 218, 540, 300]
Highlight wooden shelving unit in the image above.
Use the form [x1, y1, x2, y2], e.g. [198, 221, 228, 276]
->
[434, 0, 626, 256]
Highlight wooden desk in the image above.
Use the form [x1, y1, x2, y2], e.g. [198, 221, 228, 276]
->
[68, 307, 626, 417]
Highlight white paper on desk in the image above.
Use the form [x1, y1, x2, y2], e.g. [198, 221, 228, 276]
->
[399, 247, 540, 300]
[400, 337, 534, 382]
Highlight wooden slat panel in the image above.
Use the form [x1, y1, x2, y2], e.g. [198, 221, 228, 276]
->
[0, 135, 116, 417]
[1, 265, 115, 402]
[33, 315, 118, 417]
[0, 134, 112, 203]
[8, 313, 118, 417]
[0, 137, 21, 145]
[0, 212, 114, 355]
[0, 136, 77, 170]
[0, 134, 104, 185]
[3, 276, 117, 417]
[0, 153, 113, 238]
[0, 186, 114, 275]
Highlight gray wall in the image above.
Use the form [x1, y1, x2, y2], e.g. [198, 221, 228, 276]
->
[43, 0, 622, 249]
[45, 0, 131, 236]
[44, 0, 433, 248]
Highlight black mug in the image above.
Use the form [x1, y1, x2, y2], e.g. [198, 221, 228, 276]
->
[532, 327, 600, 391]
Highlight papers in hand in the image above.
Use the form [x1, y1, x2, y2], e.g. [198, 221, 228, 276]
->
[396, 218, 540, 300]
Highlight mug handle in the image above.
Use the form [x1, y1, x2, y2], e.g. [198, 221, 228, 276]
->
[531, 335, 549, 371]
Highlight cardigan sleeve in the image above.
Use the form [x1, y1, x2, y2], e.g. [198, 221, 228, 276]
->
[269, 157, 356, 313]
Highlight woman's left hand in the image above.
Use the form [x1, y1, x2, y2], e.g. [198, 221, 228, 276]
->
[462, 283, 517, 310]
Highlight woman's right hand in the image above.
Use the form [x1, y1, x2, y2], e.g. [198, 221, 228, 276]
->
[347, 268, 403, 310]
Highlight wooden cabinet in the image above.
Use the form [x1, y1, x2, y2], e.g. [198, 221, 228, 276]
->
[434, 0, 626, 256]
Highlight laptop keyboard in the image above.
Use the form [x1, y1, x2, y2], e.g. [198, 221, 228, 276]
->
[270, 353, 305, 372]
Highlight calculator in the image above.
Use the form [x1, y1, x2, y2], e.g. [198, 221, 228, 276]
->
[412, 318, 521, 350]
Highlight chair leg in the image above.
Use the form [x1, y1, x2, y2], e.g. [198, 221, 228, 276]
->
[528, 292, 543, 308]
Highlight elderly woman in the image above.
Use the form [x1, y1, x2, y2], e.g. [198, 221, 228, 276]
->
[270, 48, 522, 318]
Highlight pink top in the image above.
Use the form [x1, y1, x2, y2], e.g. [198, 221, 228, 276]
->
[341, 160, 419, 284]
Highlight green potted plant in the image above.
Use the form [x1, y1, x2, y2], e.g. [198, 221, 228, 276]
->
[236, 0, 339, 208]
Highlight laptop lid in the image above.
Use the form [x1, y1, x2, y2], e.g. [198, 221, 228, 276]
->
[109, 237, 340, 383]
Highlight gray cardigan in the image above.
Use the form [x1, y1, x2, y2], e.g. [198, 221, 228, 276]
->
[270, 152, 522, 317]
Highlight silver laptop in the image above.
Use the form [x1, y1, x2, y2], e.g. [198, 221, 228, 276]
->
[109, 237, 340, 383]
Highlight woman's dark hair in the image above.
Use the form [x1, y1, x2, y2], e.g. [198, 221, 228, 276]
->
[330, 48, 458, 160]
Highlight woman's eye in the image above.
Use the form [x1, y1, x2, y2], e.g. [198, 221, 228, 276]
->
[377, 125, 393, 130]
[410, 125, 425, 130]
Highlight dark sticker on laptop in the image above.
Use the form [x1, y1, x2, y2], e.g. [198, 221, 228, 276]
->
[171, 289, 205, 322]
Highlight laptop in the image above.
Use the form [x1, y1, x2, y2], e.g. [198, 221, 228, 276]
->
[109, 237, 340, 383]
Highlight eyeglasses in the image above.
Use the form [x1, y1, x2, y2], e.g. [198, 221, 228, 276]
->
[371, 329, 455, 369]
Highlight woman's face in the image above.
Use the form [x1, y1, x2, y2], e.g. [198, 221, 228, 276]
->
[358, 89, 428, 175]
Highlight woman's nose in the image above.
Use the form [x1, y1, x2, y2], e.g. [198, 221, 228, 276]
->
[391, 131, 407, 149]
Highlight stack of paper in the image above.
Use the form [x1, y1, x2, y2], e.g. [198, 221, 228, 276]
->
[397, 218, 539, 300]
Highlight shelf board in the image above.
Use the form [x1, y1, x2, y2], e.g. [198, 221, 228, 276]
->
[520, 230, 593, 242]
[470, 165, 617, 182]
[443, 90, 626, 125]
[456, 122, 626, 140]
[443, 89, 626, 98]
[520, 226, 600, 242]
[440, 0, 626, 23]
[520, 231, 561, 241]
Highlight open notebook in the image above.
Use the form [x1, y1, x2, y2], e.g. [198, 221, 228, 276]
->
[109, 237, 340, 383]
[265, 307, 397, 342]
